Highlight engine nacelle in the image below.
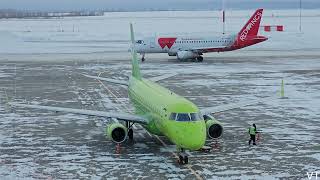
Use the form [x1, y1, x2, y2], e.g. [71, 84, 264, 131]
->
[176, 51, 199, 60]
[204, 115, 223, 139]
[168, 51, 177, 56]
[106, 123, 127, 143]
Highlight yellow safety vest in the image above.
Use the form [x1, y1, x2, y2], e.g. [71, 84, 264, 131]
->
[248, 127, 256, 135]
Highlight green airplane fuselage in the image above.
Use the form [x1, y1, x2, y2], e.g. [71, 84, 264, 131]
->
[128, 77, 206, 150]
[127, 23, 206, 151]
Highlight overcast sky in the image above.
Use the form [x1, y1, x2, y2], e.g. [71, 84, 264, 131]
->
[1, 0, 319, 11]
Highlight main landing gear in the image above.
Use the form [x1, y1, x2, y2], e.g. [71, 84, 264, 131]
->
[196, 56, 203, 62]
[126, 121, 134, 140]
[178, 148, 189, 165]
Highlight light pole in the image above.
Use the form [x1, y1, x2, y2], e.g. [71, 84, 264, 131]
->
[299, 0, 302, 32]
[222, 0, 226, 34]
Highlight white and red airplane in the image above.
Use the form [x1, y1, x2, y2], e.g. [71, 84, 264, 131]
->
[134, 9, 268, 62]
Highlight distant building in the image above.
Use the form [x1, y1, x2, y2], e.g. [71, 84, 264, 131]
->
[0, 9, 104, 19]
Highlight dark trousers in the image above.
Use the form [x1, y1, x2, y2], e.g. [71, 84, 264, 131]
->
[249, 134, 256, 145]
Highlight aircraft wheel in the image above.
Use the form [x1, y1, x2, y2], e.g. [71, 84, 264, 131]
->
[183, 156, 189, 164]
[128, 128, 133, 140]
[178, 155, 184, 164]
[197, 56, 203, 62]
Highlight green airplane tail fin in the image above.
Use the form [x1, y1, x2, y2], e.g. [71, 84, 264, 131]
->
[130, 23, 142, 80]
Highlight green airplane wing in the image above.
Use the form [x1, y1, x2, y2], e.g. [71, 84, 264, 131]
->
[9, 102, 147, 124]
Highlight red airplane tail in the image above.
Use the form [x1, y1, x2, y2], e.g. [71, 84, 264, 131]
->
[234, 9, 267, 47]
[237, 9, 263, 42]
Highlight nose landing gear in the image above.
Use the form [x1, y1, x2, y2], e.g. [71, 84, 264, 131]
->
[177, 148, 189, 165]
[126, 121, 134, 141]
[141, 53, 145, 62]
[128, 128, 133, 140]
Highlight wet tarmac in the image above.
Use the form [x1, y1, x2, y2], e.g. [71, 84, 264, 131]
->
[0, 56, 320, 179]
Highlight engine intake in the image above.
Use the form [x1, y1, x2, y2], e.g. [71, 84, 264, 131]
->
[204, 115, 223, 139]
[106, 123, 127, 143]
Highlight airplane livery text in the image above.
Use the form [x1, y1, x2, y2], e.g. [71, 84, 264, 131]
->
[239, 11, 262, 41]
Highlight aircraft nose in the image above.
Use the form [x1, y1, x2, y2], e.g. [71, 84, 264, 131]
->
[133, 44, 142, 53]
[129, 44, 141, 52]
[175, 122, 206, 150]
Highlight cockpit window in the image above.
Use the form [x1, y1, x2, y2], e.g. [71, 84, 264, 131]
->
[169, 113, 177, 120]
[190, 113, 202, 121]
[176, 113, 190, 121]
[136, 40, 143, 44]
[169, 112, 203, 121]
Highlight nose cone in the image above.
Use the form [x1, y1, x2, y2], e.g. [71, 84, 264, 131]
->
[128, 44, 141, 53]
[168, 121, 206, 150]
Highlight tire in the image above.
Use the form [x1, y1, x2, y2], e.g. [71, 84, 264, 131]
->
[179, 155, 184, 165]
[184, 156, 189, 164]
[197, 56, 203, 62]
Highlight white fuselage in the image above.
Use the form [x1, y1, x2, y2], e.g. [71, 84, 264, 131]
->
[133, 9, 268, 60]
[135, 34, 236, 55]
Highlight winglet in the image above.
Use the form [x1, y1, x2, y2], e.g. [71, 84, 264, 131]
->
[129, 23, 142, 80]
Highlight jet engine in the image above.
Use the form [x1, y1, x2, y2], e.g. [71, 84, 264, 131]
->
[203, 115, 223, 139]
[106, 123, 127, 143]
[176, 51, 199, 60]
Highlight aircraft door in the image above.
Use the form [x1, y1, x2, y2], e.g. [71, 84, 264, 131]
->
[150, 40, 155, 49]
[149, 37, 156, 49]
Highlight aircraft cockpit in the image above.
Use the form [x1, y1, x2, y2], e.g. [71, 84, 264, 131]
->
[169, 112, 203, 121]
[135, 40, 144, 44]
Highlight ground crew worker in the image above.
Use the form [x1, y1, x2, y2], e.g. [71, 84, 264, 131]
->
[248, 124, 257, 145]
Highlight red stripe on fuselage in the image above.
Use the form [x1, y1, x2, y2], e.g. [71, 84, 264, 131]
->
[158, 38, 177, 49]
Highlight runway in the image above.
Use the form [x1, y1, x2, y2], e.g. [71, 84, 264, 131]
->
[0, 55, 319, 179]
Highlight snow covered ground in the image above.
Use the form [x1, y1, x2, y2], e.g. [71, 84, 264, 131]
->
[0, 57, 320, 179]
[0, 9, 320, 179]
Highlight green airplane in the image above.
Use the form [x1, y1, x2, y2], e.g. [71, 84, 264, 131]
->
[9, 24, 258, 164]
